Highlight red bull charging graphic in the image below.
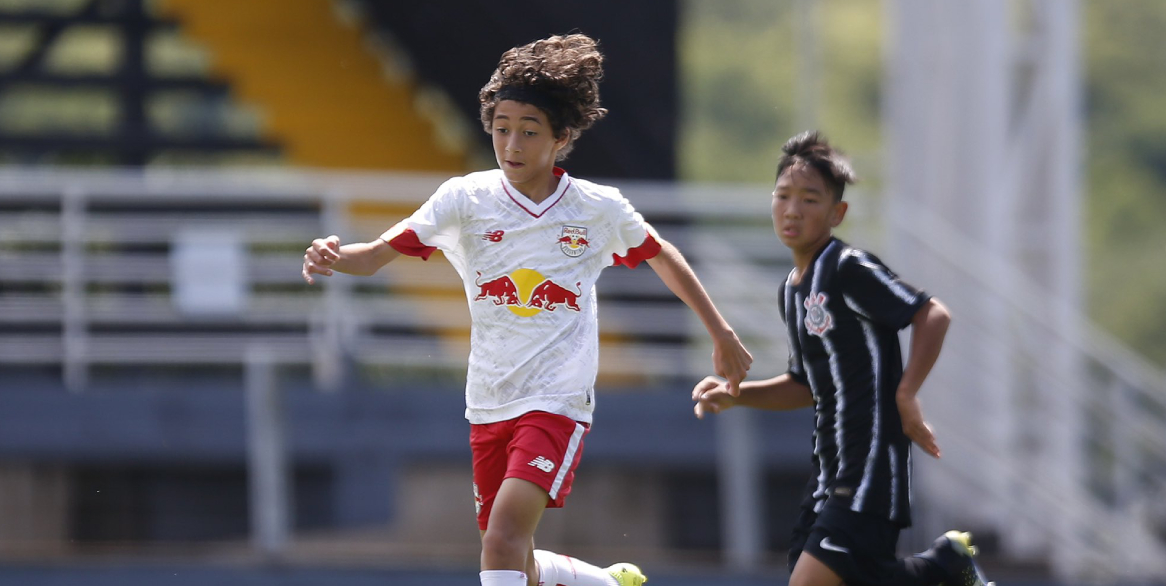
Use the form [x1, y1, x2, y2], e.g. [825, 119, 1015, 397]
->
[473, 271, 522, 306]
[473, 268, 582, 316]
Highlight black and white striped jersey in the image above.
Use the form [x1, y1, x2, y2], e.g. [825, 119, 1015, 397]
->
[778, 237, 930, 527]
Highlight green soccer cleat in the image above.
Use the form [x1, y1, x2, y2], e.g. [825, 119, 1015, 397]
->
[918, 530, 995, 586]
[606, 562, 647, 586]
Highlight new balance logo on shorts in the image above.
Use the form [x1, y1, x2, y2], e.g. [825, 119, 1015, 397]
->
[528, 456, 555, 473]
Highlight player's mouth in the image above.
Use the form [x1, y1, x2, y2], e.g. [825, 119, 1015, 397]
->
[781, 225, 800, 238]
[505, 161, 525, 169]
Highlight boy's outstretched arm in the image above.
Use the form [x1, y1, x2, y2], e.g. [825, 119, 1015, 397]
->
[302, 234, 402, 284]
[645, 238, 752, 394]
[896, 297, 952, 459]
[691, 374, 813, 419]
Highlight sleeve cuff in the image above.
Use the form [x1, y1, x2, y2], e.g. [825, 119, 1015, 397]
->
[387, 228, 437, 260]
[611, 233, 662, 269]
[788, 369, 810, 387]
[895, 294, 932, 330]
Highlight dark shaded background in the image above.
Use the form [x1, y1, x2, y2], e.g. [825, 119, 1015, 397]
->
[362, 0, 679, 179]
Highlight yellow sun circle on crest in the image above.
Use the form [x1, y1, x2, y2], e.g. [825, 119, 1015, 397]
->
[507, 268, 545, 317]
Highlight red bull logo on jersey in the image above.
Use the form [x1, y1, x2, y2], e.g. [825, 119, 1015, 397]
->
[804, 292, 834, 336]
[558, 225, 590, 258]
[473, 268, 583, 317]
[473, 271, 522, 306]
[527, 279, 582, 312]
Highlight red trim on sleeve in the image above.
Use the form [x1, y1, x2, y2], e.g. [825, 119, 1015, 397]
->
[387, 228, 437, 260]
[611, 233, 662, 269]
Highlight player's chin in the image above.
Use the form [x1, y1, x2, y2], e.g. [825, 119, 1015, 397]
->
[501, 167, 527, 183]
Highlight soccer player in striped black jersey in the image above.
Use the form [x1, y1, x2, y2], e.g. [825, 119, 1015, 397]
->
[692, 132, 993, 586]
[302, 34, 753, 586]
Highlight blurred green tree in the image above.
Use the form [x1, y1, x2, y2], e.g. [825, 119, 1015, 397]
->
[1085, 0, 1166, 366]
[678, 0, 881, 184]
[680, 0, 1166, 367]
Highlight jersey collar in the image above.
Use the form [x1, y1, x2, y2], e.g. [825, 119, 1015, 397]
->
[790, 237, 841, 287]
[500, 167, 572, 218]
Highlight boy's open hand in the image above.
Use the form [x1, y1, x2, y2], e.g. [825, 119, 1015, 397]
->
[712, 330, 752, 396]
[302, 235, 341, 285]
[691, 375, 738, 419]
[897, 393, 941, 458]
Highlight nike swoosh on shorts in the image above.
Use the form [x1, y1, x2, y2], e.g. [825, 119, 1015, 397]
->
[820, 537, 850, 554]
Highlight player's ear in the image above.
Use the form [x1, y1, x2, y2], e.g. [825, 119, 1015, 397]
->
[830, 200, 848, 227]
[553, 129, 570, 151]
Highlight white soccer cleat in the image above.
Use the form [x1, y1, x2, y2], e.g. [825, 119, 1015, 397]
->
[606, 562, 647, 586]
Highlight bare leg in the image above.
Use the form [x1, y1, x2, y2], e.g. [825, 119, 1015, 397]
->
[479, 477, 641, 586]
[480, 477, 548, 586]
[789, 551, 846, 586]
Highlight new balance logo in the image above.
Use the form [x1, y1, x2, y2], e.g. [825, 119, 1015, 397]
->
[528, 456, 555, 473]
[481, 230, 505, 242]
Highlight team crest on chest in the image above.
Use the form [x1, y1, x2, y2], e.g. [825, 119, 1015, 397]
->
[803, 292, 834, 336]
[557, 225, 590, 257]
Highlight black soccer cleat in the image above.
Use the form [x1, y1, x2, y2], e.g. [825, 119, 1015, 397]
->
[916, 530, 995, 586]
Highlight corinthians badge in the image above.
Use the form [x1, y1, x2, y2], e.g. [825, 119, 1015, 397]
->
[803, 292, 834, 336]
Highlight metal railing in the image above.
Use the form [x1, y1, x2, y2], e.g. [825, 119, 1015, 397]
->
[892, 206, 1166, 583]
[0, 167, 789, 391]
[5, 167, 1162, 580]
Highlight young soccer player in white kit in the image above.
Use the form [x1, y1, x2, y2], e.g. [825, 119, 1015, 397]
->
[302, 33, 753, 586]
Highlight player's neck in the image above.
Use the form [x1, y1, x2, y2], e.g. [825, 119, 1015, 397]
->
[790, 234, 834, 285]
[508, 171, 559, 204]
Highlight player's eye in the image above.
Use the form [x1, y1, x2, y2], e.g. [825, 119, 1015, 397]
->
[495, 127, 509, 135]
[524, 130, 537, 137]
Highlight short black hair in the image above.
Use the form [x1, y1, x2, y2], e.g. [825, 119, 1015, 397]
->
[776, 131, 856, 201]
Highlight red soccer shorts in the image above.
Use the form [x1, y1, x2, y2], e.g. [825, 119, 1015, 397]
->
[470, 411, 589, 531]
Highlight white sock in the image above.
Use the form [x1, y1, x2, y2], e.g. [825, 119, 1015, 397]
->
[481, 569, 527, 586]
[533, 549, 618, 586]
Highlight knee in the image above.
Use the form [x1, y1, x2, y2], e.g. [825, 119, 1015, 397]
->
[480, 527, 528, 565]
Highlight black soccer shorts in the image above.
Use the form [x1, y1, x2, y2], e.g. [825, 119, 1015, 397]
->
[788, 499, 902, 586]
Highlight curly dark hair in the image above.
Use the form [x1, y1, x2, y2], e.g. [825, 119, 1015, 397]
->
[479, 33, 608, 161]
[776, 131, 857, 201]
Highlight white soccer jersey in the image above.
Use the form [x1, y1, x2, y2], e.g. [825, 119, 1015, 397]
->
[382, 168, 661, 424]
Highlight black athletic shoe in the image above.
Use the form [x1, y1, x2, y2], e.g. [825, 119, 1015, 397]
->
[916, 530, 995, 586]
